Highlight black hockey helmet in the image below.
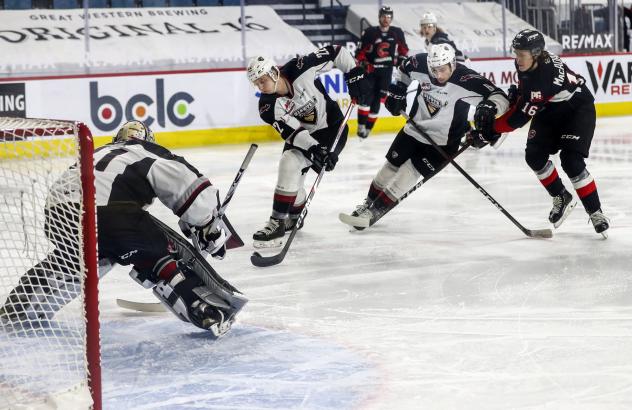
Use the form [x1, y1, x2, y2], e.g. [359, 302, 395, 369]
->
[379, 5, 393, 18]
[512, 29, 545, 57]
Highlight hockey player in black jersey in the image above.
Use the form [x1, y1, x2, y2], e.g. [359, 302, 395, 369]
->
[355, 5, 409, 139]
[340, 44, 509, 229]
[248, 45, 368, 248]
[0, 121, 247, 337]
[474, 29, 609, 237]
[419, 11, 466, 63]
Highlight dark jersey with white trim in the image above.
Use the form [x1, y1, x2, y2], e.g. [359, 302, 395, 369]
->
[357, 26, 409, 68]
[494, 53, 593, 133]
[89, 140, 219, 227]
[258, 45, 356, 150]
[396, 53, 509, 145]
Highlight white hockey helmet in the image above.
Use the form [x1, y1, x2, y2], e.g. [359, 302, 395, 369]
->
[420, 12, 438, 26]
[113, 120, 154, 143]
[427, 43, 456, 77]
[247, 56, 279, 84]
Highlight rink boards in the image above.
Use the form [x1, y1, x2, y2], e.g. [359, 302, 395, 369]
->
[0, 53, 630, 149]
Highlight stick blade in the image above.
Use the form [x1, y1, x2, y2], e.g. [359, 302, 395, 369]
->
[250, 251, 285, 267]
[116, 298, 166, 313]
[526, 228, 553, 239]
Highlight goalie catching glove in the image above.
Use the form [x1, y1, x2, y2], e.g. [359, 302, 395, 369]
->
[384, 82, 408, 116]
[344, 66, 369, 103]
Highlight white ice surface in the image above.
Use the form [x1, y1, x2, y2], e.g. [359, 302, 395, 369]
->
[99, 116, 632, 410]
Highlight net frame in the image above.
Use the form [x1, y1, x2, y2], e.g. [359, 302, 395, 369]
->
[0, 117, 101, 410]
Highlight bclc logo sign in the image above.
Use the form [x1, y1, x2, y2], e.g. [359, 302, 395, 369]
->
[90, 79, 195, 132]
[585, 60, 632, 96]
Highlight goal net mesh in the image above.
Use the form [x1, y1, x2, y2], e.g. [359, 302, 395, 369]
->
[0, 117, 97, 409]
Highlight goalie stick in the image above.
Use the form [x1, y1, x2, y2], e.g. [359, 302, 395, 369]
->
[402, 111, 552, 239]
[116, 298, 166, 313]
[191, 143, 258, 252]
[250, 103, 355, 267]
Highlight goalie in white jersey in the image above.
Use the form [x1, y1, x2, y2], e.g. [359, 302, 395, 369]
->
[341, 44, 509, 228]
[0, 121, 246, 337]
[248, 45, 369, 248]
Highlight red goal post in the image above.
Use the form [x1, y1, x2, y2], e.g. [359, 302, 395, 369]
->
[0, 117, 101, 410]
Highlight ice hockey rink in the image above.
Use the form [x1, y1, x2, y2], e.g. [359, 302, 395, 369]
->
[100, 115, 632, 410]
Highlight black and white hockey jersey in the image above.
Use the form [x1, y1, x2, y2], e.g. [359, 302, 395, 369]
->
[258, 45, 356, 151]
[396, 53, 509, 145]
[494, 53, 592, 133]
[48, 140, 219, 229]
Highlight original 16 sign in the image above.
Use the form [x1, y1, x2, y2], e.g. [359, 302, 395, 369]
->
[90, 78, 195, 132]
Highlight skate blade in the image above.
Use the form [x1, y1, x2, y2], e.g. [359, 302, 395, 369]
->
[552, 200, 577, 229]
[338, 212, 370, 228]
[253, 238, 283, 249]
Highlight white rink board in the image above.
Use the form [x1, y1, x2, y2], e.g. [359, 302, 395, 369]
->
[6, 53, 632, 136]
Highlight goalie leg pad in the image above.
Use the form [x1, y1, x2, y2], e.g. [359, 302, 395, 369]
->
[152, 268, 233, 336]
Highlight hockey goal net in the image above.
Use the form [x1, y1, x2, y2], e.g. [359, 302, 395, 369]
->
[0, 117, 100, 409]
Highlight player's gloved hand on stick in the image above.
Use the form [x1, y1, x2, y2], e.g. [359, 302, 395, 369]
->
[474, 99, 498, 137]
[196, 222, 228, 259]
[344, 66, 369, 103]
[308, 144, 338, 172]
[507, 84, 519, 105]
[466, 129, 500, 149]
[384, 82, 407, 116]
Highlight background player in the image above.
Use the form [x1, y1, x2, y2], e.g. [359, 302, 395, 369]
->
[355, 5, 409, 139]
[340, 44, 509, 229]
[248, 45, 368, 248]
[474, 29, 609, 237]
[0, 121, 245, 337]
[419, 11, 466, 63]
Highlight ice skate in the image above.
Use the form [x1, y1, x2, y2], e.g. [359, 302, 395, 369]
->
[357, 124, 368, 139]
[285, 210, 307, 232]
[589, 209, 609, 239]
[339, 198, 372, 230]
[549, 189, 576, 228]
[253, 217, 285, 248]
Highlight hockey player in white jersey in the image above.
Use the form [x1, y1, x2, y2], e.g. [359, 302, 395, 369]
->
[248, 45, 369, 248]
[340, 44, 509, 229]
[0, 121, 246, 337]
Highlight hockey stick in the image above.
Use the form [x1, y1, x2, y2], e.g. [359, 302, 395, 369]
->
[116, 298, 166, 313]
[339, 141, 472, 229]
[401, 111, 552, 239]
[191, 144, 258, 252]
[251, 103, 355, 267]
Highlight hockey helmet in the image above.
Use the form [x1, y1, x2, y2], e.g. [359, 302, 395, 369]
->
[113, 120, 154, 143]
[379, 5, 393, 18]
[427, 43, 456, 77]
[420, 12, 437, 26]
[247, 56, 279, 84]
[512, 29, 545, 57]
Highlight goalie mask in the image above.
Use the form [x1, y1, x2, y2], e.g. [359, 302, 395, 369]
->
[113, 120, 155, 143]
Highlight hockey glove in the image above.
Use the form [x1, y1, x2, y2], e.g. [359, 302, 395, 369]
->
[196, 223, 228, 260]
[474, 100, 498, 139]
[344, 66, 369, 103]
[507, 84, 519, 105]
[465, 130, 499, 149]
[384, 82, 408, 116]
[308, 144, 338, 172]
